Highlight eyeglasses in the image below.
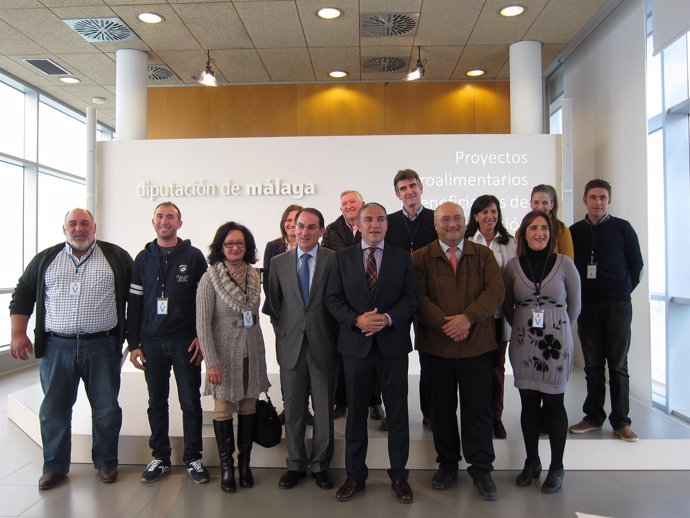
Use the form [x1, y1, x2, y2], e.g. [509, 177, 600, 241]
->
[223, 241, 245, 249]
[439, 216, 464, 224]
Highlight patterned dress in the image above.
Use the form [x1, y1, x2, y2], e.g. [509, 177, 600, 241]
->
[502, 254, 581, 394]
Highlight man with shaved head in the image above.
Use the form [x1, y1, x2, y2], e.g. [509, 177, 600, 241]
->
[9, 208, 132, 490]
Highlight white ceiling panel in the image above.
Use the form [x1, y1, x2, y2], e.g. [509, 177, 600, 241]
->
[259, 47, 315, 81]
[234, 1, 306, 48]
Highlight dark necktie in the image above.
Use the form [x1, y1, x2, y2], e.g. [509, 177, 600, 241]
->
[366, 247, 378, 292]
[298, 254, 310, 304]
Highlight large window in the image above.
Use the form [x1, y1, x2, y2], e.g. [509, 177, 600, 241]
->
[0, 68, 113, 360]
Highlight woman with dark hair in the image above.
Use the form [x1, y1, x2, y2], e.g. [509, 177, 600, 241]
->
[465, 194, 516, 439]
[196, 222, 269, 494]
[530, 184, 574, 258]
[502, 211, 580, 494]
[261, 204, 303, 325]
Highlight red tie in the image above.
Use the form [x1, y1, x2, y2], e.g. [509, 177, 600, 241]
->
[366, 248, 378, 291]
[449, 246, 458, 272]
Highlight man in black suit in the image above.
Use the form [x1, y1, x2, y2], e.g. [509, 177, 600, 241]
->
[325, 203, 419, 504]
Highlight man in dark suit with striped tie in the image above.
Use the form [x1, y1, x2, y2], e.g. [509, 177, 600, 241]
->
[325, 202, 419, 504]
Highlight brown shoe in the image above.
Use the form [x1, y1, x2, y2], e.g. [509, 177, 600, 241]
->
[335, 477, 365, 502]
[568, 419, 602, 434]
[615, 425, 639, 442]
[38, 473, 66, 490]
[98, 466, 119, 483]
[391, 479, 413, 504]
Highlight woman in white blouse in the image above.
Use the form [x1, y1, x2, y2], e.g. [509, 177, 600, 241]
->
[465, 194, 517, 439]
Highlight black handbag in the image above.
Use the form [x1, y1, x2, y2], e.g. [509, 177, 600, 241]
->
[253, 392, 282, 448]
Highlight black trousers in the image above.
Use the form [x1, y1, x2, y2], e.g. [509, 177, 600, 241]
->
[342, 344, 409, 482]
[420, 351, 495, 478]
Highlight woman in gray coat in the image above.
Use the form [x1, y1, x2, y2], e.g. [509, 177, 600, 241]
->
[197, 221, 270, 493]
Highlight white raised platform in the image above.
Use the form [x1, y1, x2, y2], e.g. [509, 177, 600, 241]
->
[7, 365, 690, 470]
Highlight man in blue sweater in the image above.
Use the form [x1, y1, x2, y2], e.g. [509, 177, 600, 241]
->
[568, 180, 644, 442]
[127, 202, 210, 482]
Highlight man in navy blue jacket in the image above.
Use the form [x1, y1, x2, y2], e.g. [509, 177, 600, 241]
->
[127, 202, 209, 483]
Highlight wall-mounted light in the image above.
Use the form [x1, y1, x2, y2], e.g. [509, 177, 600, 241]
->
[466, 69, 486, 77]
[138, 12, 164, 24]
[329, 70, 349, 78]
[499, 5, 525, 17]
[404, 47, 426, 81]
[317, 8, 343, 19]
[195, 50, 218, 87]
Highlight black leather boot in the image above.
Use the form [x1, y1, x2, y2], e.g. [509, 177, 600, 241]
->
[213, 419, 236, 493]
[237, 414, 255, 488]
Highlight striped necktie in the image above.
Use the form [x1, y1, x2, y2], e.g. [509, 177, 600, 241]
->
[366, 247, 378, 292]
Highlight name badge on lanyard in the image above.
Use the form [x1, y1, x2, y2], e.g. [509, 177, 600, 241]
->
[243, 311, 253, 328]
[532, 309, 545, 329]
[587, 263, 597, 279]
[157, 298, 168, 315]
[70, 281, 81, 296]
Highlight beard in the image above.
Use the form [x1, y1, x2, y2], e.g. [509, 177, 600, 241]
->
[66, 234, 95, 252]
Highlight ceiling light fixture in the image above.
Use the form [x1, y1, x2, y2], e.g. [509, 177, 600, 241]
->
[60, 76, 81, 84]
[91, 96, 106, 104]
[466, 69, 486, 77]
[404, 47, 426, 81]
[195, 50, 218, 87]
[329, 70, 349, 78]
[138, 12, 164, 24]
[317, 8, 343, 20]
[499, 5, 525, 17]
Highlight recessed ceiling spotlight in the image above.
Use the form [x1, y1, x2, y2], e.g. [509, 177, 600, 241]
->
[60, 77, 81, 84]
[329, 70, 349, 78]
[466, 69, 486, 77]
[92, 97, 106, 104]
[138, 12, 164, 24]
[317, 8, 343, 20]
[499, 5, 525, 17]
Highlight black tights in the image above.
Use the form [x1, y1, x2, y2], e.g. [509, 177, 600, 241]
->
[518, 389, 567, 470]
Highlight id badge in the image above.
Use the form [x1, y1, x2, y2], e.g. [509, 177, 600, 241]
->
[69, 281, 81, 296]
[243, 311, 253, 328]
[157, 298, 168, 315]
[532, 310, 545, 329]
[587, 263, 597, 279]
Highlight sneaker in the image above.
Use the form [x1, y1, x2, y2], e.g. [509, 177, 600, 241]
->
[186, 459, 210, 484]
[568, 419, 602, 434]
[615, 425, 639, 442]
[141, 459, 171, 483]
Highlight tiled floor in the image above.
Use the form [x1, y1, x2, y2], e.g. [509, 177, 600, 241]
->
[2, 366, 690, 518]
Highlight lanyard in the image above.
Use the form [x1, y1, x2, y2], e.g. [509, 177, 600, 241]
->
[157, 252, 170, 298]
[68, 245, 95, 275]
[588, 223, 599, 263]
[525, 256, 550, 307]
[403, 213, 421, 252]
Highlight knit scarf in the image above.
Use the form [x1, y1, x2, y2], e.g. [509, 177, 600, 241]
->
[206, 261, 260, 313]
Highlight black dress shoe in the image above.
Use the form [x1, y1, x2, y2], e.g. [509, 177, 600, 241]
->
[335, 477, 365, 502]
[391, 479, 413, 504]
[98, 466, 119, 483]
[312, 470, 334, 489]
[473, 473, 497, 501]
[333, 406, 347, 419]
[377, 416, 389, 432]
[431, 467, 458, 490]
[493, 419, 507, 439]
[278, 470, 306, 489]
[369, 405, 385, 420]
[38, 473, 66, 490]
[515, 459, 542, 487]
[541, 468, 564, 494]
[422, 416, 432, 430]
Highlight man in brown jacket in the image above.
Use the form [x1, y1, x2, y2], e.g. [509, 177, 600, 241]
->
[411, 202, 504, 500]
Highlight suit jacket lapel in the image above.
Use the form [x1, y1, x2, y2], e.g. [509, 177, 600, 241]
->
[283, 249, 303, 304]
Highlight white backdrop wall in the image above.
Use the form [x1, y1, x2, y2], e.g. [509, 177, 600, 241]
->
[97, 134, 561, 373]
[563, 0, 651, 405]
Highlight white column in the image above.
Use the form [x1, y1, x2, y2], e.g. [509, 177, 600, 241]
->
[116, 49, 148, 140]
[509, 40, 543, 134]
[86, 107, 97, 216]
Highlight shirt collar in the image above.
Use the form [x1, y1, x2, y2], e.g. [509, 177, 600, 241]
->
[439, 239, 464, 254]
[585, 213, 611, 225]
[402, 205, 424, 221]
[361, 240, 384, 251]
[297, 245, 318, 260]
[64, 241, 96, 261]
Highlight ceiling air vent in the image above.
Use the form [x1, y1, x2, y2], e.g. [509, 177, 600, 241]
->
[148, 64, 177, 82]
[23, 58, 71, 76]
[63, 18, 137, 42]
[361, 13, 419, 37]
[362, 57, 408, 73]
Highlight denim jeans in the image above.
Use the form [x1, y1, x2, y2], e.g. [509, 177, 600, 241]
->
[577, 300, 633, 428]
[141, 338, 202, 463]
[39, 335, 122, 475]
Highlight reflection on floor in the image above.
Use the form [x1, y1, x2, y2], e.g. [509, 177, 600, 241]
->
[2, 366, 690, 518]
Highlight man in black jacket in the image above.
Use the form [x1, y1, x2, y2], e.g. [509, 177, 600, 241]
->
[10, 208, 132, 490]
[127, 202, 210, 483]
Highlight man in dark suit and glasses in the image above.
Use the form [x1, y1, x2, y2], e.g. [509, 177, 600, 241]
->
[325, 202, 419, 504]
[269, 208, 338, 490]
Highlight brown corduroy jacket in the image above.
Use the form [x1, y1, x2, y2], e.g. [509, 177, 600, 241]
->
[412, 239, 505, 359]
